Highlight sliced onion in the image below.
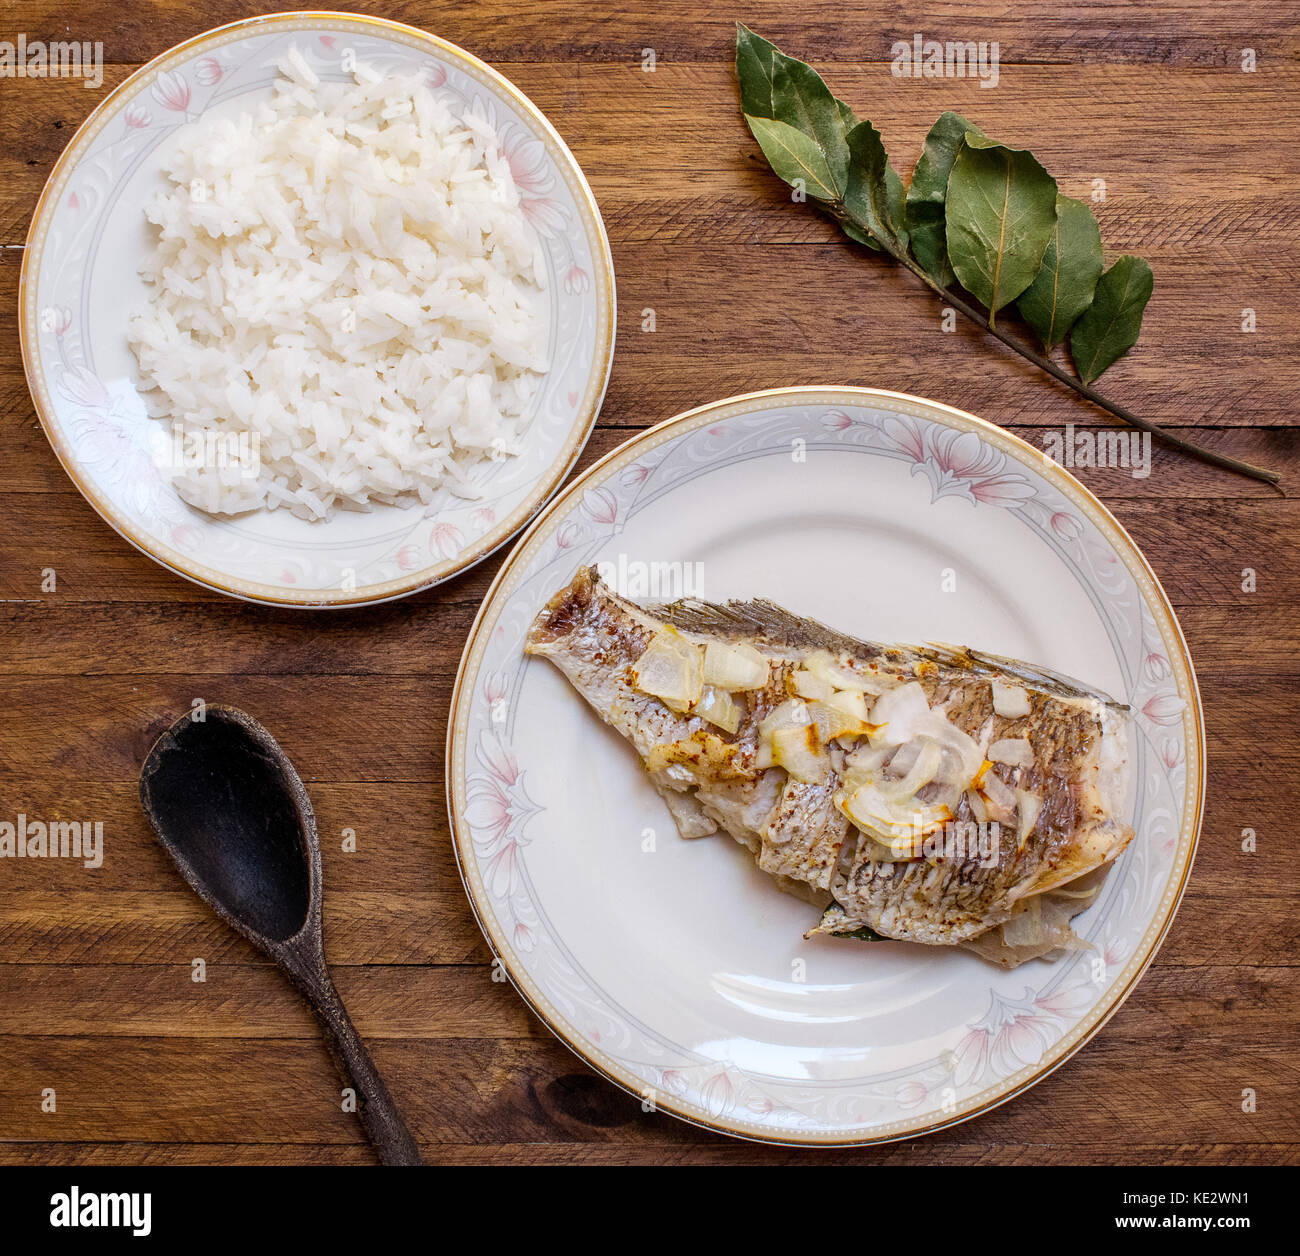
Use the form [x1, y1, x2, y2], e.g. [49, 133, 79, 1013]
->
[803, 650, 888, 695]
[980, 768, 1017, 822]
[758, 699, 813, 776]
[869, 682, 983, 792]
[771, 724, 825, 784]
[966, 787, 988, 825]
[808, 698, 874, 744]
[841, 741, 893, 790]
[824, 689, 870, 723]
[790, 668, 835, 702]
[876, 737, 943, 802]
[694, 684, 740, 734]
[759, 698, 810, 739]
[1015, 788, 1043, 848]
[702, 640, 769, 691]
[992, 679, 1031, 718]
[989, 737, 1033, 767]
[885, 738, 922, 778]
[837, 783, 950, 855]
[632, 631, 703, 707]
[867, 681, 933, 741]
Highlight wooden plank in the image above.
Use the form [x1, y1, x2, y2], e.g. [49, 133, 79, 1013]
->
[3, 243, 1298, 432]
[0, 963, 542, 1039]
[0, 1000, 1293, 1145]
[8, 1, 1300, 68]
[0, 1139, 1295, 1166]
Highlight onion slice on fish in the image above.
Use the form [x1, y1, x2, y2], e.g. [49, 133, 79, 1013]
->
[790, 668, 836, 701]
[992, 679, 1032, 718]
[694, 684, 740, 734]
[875, 737, 943, 802]
[770, 724, 825, 784]
[702, 640, 769, 691]
[1015, 789, 1043, 847]
[632, 630, 703, 708]
[989, 737, 1034, 767]
[803, 650, 887, 695]
[808, 698, 877, 744]
[836, 782, 950, 856]
[980, 767, 1018, 822]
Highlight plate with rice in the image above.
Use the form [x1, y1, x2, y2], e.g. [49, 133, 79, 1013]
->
[20, 12, 615, 606]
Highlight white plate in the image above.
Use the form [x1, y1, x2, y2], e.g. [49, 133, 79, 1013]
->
[448, 387, 1204, 1145]
[20, 13, 614, 606]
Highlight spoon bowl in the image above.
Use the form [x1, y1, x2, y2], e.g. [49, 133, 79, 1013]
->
[141, 708, 312, 943]
[140, 705, 421, 1166]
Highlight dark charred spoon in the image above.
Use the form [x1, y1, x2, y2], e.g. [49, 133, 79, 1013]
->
[139, 705, 421, 1166]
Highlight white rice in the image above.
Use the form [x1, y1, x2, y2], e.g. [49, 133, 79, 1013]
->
[129, 48, 548, 520]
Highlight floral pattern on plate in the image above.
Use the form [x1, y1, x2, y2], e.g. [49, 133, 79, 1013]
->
[22, 15, 614, 605]
[449, 388, 1203, 1145]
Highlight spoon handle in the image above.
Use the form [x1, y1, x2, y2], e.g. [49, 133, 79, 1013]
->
[304, 969, 423, 1166]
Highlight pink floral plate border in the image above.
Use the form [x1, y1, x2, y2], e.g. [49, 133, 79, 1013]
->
[447, 387, 1204, 1145]
[20, 12, 615, 606]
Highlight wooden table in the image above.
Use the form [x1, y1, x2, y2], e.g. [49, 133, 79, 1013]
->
[1, 1, 1296, 1167]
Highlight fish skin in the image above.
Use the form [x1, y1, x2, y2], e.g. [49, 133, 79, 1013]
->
[526, 566, 1134, 951]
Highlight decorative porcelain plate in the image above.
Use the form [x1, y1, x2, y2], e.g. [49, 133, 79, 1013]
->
[20, 12, 614, 606]
[448, 387, 1204, 1145]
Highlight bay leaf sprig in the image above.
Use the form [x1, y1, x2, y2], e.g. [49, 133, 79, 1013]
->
[736, 25, 1279, 487]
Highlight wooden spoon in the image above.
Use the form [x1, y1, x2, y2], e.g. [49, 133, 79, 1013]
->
[139, 705, 421, 1166]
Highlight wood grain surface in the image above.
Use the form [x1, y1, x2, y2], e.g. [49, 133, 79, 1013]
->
[1, 1, 1297, 1167]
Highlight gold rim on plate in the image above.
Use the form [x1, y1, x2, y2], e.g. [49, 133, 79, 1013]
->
[446, 386, 1205, 1146]
[20, 11, 616, 607]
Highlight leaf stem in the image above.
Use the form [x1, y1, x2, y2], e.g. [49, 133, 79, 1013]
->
[834, 208, 1281, 488]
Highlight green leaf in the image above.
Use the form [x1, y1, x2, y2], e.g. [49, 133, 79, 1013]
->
[735, 23, 779, 117]
[743, 114, 839, 202]
[905, 111, 986, 286]
[1069, 255, 1154, 383]
[842, 120, 907, 251]
[1016, 195, 1104, 349]
[736, 27, 854, 200]
[945, 134, 1059, 322]
[770, 62, 853, 197]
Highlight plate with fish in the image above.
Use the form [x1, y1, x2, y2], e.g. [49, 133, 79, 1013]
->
[21, 12, 614, 606]
[448, 387, 1203, 1145]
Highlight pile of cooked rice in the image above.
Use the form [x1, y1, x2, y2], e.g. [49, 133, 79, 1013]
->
[129, 48, 549, 521]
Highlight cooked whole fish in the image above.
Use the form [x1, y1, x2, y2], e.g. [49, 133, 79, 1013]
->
[525, 566, 1134, 967]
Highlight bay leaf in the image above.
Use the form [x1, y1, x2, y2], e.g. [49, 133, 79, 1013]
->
[743, 114, 840, 202]
[736, 25, 853, 199]
[1069, 255, 1154, 383]
[735, 23, 779, 117]
[842, 121, 908, 252]
[905, 111, 986, 286]
[1016, 194, 1104, 349]
[769, 62, 853, 197]
[945, 134, 1059, 322]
